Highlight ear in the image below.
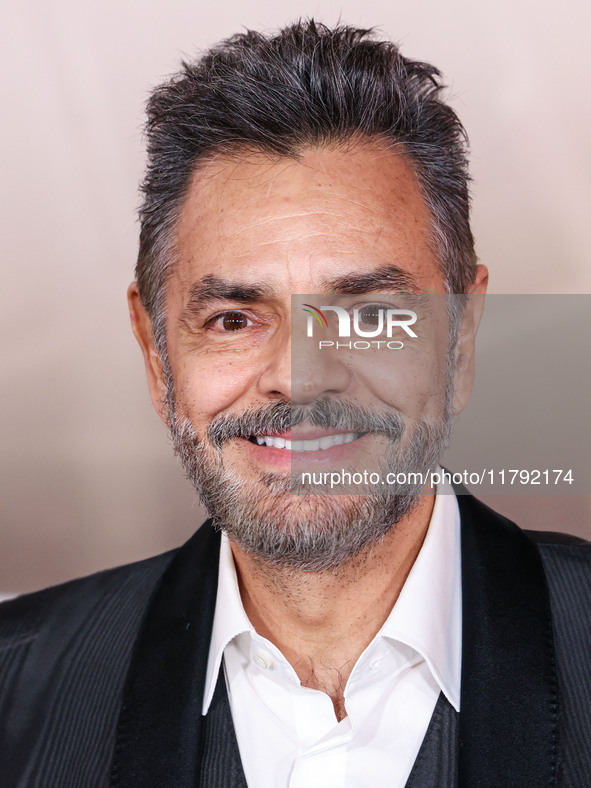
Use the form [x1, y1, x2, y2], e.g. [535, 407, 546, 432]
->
[128, 282, 170, 426]
[452, 264, 488, 416]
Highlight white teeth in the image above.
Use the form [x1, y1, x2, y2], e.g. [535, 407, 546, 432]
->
[252, 433, 359, 451]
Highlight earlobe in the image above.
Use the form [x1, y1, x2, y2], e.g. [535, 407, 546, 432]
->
[127, 282, 169, 425]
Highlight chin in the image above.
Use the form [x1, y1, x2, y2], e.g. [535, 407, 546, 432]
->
[202, 471, 420, 571]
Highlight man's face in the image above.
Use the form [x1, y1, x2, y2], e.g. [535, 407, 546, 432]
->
[134, 143, 481, 569]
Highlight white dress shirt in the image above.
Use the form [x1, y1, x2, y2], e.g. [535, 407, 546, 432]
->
[202, 479, 462, 788]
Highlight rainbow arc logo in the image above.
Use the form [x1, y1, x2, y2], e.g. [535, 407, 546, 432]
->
[302, 304, 329, 329]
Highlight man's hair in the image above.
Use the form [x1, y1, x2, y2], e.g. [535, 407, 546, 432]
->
[136, 20, 477, 353]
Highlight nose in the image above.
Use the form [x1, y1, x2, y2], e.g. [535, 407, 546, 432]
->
[256, 322, 292, 401]
[291, 335, 351, 404]
[257, 311, 352, 405]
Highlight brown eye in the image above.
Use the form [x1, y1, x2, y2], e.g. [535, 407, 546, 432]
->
[221, 312, 249, 331]
[358, 305, 382, 325]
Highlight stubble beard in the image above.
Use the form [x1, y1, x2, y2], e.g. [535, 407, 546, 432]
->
[164, 371, 455, 572]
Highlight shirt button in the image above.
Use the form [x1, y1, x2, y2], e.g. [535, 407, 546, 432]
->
[253, 649, 273, 670]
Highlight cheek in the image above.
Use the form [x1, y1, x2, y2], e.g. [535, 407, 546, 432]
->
[174, 356, 257, 419]
[345, 333, 449, 416]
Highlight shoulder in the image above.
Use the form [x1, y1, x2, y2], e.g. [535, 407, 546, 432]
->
[0, 519, 219, 680]
[524, 530, 591, 648]
[524, 531, 591, 634]
[457, 490, 591, 638]
[0, 547, 179, 780]
[457, 490, 590, 572]
[524, 530, 591, 596]
[0, 548, 179, 690]
[0, 522, 221, 782]
[0, 547, 177, 646]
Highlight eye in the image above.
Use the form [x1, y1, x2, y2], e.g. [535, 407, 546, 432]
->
[357, 304, 383, 325]
[208, 311, 252, 332]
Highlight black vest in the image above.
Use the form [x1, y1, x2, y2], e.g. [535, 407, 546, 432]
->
[200, 669, 459, 787]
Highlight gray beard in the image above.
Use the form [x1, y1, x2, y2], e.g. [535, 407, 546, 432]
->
[166, 392, 454, 572]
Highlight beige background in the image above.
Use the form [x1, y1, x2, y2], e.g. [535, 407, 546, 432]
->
[1, 0, 590, 593]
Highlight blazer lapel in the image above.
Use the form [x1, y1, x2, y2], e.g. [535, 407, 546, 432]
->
[110, 520, 221, 787]
[457, 494, 559, 787]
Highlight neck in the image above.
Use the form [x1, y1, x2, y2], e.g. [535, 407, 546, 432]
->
[229, 492, 435, 720]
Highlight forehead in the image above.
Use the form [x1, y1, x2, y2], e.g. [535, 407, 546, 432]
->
[172, 142, 444, 294]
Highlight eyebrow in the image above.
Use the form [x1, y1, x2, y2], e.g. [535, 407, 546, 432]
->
[322, 264, 421, 294]
[179, 263, 424, 327]
[179, 275, 273, 324]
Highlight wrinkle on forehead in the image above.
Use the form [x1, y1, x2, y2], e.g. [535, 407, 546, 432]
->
[172, 142, 442, 294]
[180, 141, 423, 215]
[226, 210, 345, 239]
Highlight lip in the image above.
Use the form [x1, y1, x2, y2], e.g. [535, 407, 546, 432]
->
[238, 431, 373, 470]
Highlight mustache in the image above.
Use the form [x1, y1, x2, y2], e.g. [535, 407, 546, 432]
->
[207, 398, 405, 448]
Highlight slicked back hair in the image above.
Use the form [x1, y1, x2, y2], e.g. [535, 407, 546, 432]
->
[137, 20, 477, 354]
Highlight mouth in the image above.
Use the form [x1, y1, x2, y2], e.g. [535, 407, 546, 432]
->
[247, 432, 365, 452]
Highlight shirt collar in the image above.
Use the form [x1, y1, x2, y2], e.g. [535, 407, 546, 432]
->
[203, 475, 461, 714]
[379, 475, 462, 711]
[202, 530, 252, 714]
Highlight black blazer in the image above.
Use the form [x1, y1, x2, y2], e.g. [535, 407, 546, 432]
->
[0, 494, 589, 787]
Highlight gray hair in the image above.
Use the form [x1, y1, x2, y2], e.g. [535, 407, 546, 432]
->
[136, 20, 477, 355]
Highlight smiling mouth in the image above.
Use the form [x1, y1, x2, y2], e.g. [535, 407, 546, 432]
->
[247, 433, 365, 452]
